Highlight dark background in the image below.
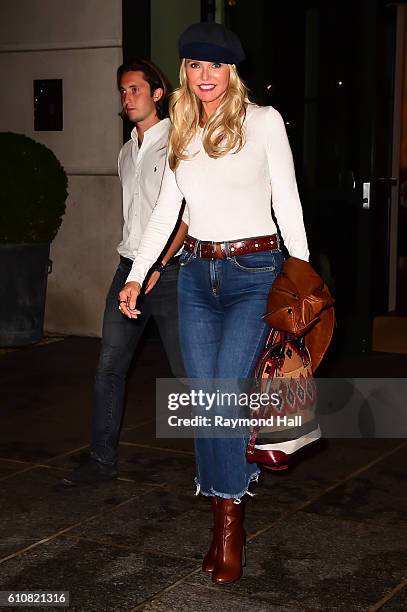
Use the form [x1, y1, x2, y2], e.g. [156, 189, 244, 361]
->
[122, 0, 407, 359]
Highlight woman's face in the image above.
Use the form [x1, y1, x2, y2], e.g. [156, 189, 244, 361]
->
[185, 60, 230, 114]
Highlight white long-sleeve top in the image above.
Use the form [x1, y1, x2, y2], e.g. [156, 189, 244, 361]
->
[126, 104, 309, 285]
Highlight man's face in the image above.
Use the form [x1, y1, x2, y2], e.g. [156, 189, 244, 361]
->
[119, 70, 161, 124]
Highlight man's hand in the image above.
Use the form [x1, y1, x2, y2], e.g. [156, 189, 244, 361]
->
[118, 282, 141, 318]
[145, 270, 161, 294]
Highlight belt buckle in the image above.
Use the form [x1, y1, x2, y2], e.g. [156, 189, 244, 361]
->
[193, 239, 200, 257]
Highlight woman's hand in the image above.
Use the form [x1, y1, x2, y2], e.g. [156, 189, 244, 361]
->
[118, 282, 142, 318]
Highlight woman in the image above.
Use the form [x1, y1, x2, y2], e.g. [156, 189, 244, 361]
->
[119, 22, 309, 584]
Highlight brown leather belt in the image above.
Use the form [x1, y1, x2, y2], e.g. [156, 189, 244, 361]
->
[184, 234, 279, 259]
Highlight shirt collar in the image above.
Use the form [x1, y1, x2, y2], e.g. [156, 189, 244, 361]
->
[130, 118, 170, 147]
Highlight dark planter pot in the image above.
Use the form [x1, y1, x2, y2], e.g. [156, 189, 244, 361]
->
[0, 243, 50, 346]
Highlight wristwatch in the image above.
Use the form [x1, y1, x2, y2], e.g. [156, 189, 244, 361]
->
[152, 261, 166, 274]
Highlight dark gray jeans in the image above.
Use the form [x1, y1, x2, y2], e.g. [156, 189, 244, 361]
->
[90, 256, 185, 465]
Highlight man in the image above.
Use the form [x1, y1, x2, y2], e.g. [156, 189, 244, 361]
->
[63, 59, 186, 486]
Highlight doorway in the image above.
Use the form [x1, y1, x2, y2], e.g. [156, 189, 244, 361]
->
[222, 0, 403, 355]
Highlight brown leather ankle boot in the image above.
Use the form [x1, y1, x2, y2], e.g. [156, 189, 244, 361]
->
[202, 496, 219, 572]
[212, 498, 245, 584]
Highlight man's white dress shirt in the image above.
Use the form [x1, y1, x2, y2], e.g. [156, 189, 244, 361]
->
[117, 118, 170, 261]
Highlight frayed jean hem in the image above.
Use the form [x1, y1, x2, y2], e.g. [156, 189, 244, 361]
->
[194, 469, 261, 503]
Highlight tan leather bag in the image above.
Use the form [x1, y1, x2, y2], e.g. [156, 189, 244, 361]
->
[246, 259, 334, 469]
[263, 257, 335, 372]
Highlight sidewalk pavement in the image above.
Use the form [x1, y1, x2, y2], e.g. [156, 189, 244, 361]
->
[1, 336, 407, 611]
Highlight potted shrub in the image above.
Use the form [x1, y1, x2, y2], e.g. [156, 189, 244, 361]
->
[0, 132, 68, 346]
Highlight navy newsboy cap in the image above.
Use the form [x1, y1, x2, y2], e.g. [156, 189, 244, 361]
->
[178, 22, 245, 65]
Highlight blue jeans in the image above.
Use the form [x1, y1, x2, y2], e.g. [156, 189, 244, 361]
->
[91, 257, 185, 465]
[178, 246, 284, 499]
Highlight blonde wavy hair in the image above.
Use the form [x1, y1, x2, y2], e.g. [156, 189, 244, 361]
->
[167, 59, 250, 170]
